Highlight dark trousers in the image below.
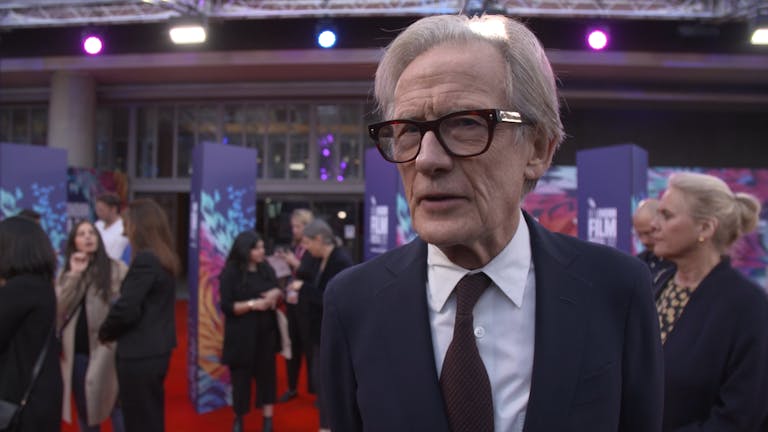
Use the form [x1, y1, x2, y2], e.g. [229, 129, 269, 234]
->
[230, 346, 277, 415]
[116, 354, 170, 432]
[284, 301, 314, 393]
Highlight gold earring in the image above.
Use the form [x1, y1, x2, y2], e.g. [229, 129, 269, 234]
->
[698, 236, 705, 243]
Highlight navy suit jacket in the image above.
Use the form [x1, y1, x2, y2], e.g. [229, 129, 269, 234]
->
[321, 212, 664, 431]
[653, 258, 768, 431]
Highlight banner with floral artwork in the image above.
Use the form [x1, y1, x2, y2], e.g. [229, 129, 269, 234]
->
[0, 143, 68, 262]
[188, 143, 257, 413]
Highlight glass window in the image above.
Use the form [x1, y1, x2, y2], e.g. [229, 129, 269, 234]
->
[223, 104, 244, 147]
[11, 109, 29, 143]
[245, 105, 267, 179]
[267, 135, 286, 179]
[289, 136, 309, 179]
[95, 109, 110, 169]
[288, 106, 310, 179]
[177, 106, 195, 178]
[157, 107, 174, 178]
[267, 106, 289, 179]
[111, 108, 129, 172]
[0, 110, 11, 142]
[96, 107, 129, 172]
[29, 108, 47, 145]
[339, 135, 361, 179]
[123, 101, 367, 182]
[137, 107, 157, 178]
[267, 105, 311, 180]
[316, 104, 363, 182]
[198, 105, 218, 144]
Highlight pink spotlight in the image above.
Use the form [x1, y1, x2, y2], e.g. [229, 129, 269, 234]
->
[587, 29, 608, 50]
[83, 35, 103, 55]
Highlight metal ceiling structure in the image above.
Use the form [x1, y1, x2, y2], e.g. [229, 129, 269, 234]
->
[0, 0, 765, 29]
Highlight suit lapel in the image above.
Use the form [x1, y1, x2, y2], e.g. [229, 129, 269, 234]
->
[522, 213, 588, 431]
[375, 239, 450, 430]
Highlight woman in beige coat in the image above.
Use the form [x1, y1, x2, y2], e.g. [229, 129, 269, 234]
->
[57, 220, 128, 431]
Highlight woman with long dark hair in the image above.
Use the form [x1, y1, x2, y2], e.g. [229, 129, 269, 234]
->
[57, 220, 128, 431]
[99, 199, 180, 432]
[219, 230, 283, 432]
[0, 216, 62, 431]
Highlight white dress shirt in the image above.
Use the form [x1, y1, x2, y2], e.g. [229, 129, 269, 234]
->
[427, 211, 536, 432]
[95, 217, 129, 261]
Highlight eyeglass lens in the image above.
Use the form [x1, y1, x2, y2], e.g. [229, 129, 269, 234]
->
[377, 112, 490, 162]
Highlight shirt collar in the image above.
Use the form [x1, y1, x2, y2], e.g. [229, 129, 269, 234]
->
[427, 210, 532, 311]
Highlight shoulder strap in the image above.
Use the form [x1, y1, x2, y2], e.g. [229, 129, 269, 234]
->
[18, 322, 55, 409]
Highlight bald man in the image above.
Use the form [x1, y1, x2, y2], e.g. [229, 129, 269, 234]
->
[633, 198, 673, 278]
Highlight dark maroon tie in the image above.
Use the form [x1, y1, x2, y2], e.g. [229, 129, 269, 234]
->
[439, 272, 494, 432]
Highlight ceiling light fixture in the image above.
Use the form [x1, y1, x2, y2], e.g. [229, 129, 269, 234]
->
[169, 16, 207, 45]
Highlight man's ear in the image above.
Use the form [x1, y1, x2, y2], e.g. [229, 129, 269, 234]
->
[524, 136, 557, 180]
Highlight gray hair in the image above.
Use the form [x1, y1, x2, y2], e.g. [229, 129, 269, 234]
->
[302, 219, 336, 245]
[669, 172, 761, 253]
[374, 14, 564, 193]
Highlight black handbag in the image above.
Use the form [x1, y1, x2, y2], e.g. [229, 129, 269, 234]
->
[0, 323, 54, 431]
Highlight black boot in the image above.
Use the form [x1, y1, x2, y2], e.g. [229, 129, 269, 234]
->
[232, 415, 243, 432]
[263, 416, 273, 432]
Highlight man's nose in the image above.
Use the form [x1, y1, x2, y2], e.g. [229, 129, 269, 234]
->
[414, 131, 452, 172]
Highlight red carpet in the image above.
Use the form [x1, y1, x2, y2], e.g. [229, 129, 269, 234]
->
[63, 300, 319, 432]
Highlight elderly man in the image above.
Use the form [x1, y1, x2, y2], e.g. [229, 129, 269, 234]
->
[320, 14, 663, 432]
[633, 198, 672, 278]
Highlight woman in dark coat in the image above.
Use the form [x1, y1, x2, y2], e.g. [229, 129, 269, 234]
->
[99, 199, 180, 432]
[0, 216, 62, 431]
[651, 172, 768, 431]
[219, 230, 283, 432]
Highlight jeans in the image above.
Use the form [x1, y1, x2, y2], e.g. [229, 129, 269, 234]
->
[73, 353, 125, 432]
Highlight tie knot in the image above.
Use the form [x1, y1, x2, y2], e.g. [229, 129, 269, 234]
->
[454, 272, 491, 316]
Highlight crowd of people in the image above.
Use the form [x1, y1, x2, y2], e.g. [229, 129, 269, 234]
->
[0, 195, 350, 432]
[1, 196, 181, 432]
[1, 12, 767, 432]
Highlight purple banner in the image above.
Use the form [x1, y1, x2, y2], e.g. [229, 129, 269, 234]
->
[363, 148, 401, 260]
[0, 143, 68, 259]
[188, 142, 257, 413]
[577, 144, 648, 254]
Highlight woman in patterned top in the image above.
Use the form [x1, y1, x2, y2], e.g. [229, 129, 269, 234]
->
[651, 171, 768, 431]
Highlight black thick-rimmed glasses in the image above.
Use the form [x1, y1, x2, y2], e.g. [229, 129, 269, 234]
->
[368, 109, 528, 163]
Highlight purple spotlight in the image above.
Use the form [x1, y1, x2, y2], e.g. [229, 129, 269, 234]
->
[587, 29, 608, 50]
[336, 175, 344, 182]
[320, 173, 328, 181]
[322, 148, 331, 157]
[82, 35, 103, 55]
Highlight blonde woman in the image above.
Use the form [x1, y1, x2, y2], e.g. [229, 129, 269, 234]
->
[57, 220, 128, 431]
[652, 172, 768, 431]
